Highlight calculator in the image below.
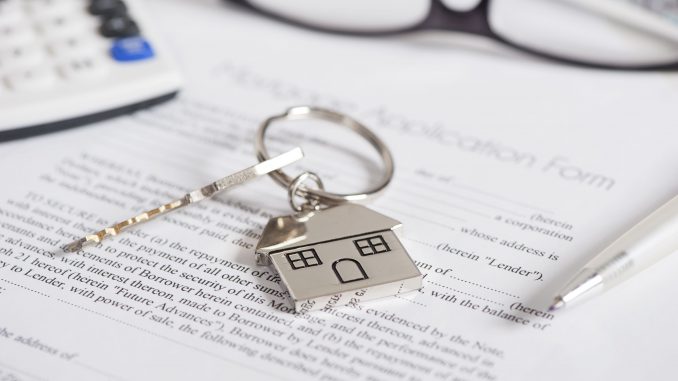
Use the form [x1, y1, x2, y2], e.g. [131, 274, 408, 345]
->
[0, 0, 182, 141]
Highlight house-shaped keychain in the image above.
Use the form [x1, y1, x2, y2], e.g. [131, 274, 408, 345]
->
[256, 203, 423, 312]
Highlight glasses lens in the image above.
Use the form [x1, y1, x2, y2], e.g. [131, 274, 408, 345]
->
[246, 0, 430, 33]
[489, 0, 678, 66]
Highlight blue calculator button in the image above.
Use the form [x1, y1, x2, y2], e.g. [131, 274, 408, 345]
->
[111, 37, 154, 62]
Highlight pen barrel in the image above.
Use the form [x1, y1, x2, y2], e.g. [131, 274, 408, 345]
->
[589, 195, 678, 289]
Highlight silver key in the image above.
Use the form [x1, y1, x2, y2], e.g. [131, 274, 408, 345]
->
[64, 147, 304, 252]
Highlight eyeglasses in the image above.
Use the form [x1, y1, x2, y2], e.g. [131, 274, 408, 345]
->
[227, 0, 678, 71]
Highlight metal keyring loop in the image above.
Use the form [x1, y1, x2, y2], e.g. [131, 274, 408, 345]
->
[255, 106, 395, 206]
[288, 172, 324, 212]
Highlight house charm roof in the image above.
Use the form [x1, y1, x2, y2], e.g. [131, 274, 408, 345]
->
[256, 203, 423, 313]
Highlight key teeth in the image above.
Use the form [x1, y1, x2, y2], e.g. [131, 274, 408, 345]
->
[64, 239, 85, 253]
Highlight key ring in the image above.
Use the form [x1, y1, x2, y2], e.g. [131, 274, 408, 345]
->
[288, 171, 324, 212]
[255, 106, 394, 206]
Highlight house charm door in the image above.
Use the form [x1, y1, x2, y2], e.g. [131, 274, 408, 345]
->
[255, 203, 423, 313]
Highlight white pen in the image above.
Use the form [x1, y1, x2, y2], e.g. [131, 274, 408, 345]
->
[549, 195, 678, 311]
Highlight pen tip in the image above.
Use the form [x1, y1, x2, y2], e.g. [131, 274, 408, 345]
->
[548, 297, 565, 312]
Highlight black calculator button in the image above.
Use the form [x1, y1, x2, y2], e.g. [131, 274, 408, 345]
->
[99, 15, 140, 38]
[88, 0, 128, 17]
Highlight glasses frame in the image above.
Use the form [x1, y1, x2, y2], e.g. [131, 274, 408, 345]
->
[227, 0, 678, 71]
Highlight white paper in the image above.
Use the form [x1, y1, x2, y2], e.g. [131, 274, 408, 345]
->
[1, 1, 677, 380]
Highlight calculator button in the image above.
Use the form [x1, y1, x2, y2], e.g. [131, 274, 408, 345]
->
[58, 56, 107, 80]
[0, 23, 36, 46]
[25, 0, 83, 18]
[0, 45, 46, 71]
[88, 0, 127, 17]
[5, 67, 57, 91]
[100, 15, 139, 38]
[48, 36, 99, 58]
[0, 1, 23, 27]
[110, 37, 154, 62]
[36, 15, 93, 37]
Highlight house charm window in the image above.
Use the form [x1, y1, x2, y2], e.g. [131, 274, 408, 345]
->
[354, 235, 390, 256]
[286, 249, 322, 270]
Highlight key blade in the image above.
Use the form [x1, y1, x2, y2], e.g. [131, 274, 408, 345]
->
[63, 148, 304, 252]
[190, 147, 304, 201]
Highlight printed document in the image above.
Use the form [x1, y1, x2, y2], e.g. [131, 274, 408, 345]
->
[1, 1, 677, 380]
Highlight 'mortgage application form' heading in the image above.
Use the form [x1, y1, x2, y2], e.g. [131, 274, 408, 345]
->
[215, 62, 616, 191]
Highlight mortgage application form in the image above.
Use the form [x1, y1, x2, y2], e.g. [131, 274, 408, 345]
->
[0, 1, 677, 380]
